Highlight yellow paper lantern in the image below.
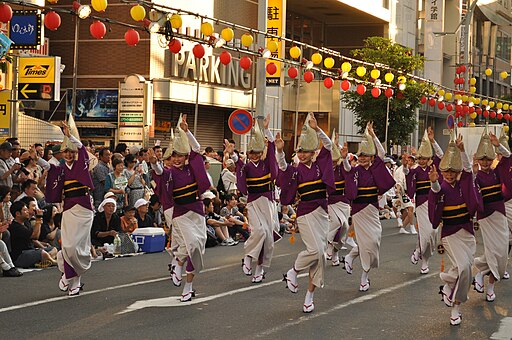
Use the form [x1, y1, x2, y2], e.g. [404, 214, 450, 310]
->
[469, 77, 477, 85]
[398, 75, 406, 84]
[91, 0, 108, 12]
[356, 66, 366, 77]
[445, 92, 453, 101]
[170, 13, 182, 29]
[201, 22, 214, 36]
[469, 122, 476, 127]
[370, 69, 380, 79]
[311, 53, 322, 65]
[504, 125, 510, 133]
[500, 71, 509, 79]
[241, 33, 253, 47]
[474, 97, 481, 105]
[130, 4, 146, 22]
[485, 68, 492, 76]
[221, 28, 234, 42]
[289, 46, 301, 59]
[324, 57, 335, 69]
[455, 94, 462, 101]
[489, 101, 495, 108]
[384, 72, 394, 83]
[497, 102, 503, 109]
[267, 40, 279, 53]
[469, 96, 475, 103]
[341, 62, 351, 73]
[470, 112, 477, 120]
[438, 89, 445, 97]
[482, 99, 489, 106]
[503, 103, 509, 111]
[462, 95, 469, 102]
[469, 86, 476, 93]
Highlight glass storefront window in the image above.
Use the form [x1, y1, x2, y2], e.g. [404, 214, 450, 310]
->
[496, 30, 511, 62]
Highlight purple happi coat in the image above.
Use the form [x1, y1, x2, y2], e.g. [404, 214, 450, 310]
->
[344, 156, 395, 215]
[428, 171, 482, 238]
[475, 155, 511, 219]
[278, 147, 335, 218]
[499, 159, 512, 203]
[152, 166, 174, 211]
[406, 157, 441, 206]
[45, 145, 94, 211]
[328, 164, 350, 205]
[236, 141, 278, 203]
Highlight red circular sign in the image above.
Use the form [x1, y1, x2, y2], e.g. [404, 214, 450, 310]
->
[228, 109, 253, 135]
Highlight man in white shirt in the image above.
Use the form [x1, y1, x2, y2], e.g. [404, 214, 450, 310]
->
[48, 144, 63, 166]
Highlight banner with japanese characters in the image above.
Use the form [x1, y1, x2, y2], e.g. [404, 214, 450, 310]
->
[266, 0, 283, 86]
[424, 0, 444, 84]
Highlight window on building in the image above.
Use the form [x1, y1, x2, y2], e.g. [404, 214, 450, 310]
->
[496, 31, 511, 62]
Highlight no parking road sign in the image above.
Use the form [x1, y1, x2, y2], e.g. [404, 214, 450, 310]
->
[228, 109, 253, 135]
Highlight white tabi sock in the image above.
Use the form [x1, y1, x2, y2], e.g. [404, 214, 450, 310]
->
[397, 217, 403, 227]
[244, 256, 252, 270]
[183, 281, 193, 295]
[421, 258, 428, 269]
[332, 251, 339, 263]
[451, 304, 461, 319]
[487, 283, 495, 295]
[255, 265, 264, 277]
[361, 271, 369, 285]
[305, 290, 314, 305]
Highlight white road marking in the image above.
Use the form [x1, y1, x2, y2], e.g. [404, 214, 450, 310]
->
[256, 272, 437, 337]
[0, 253, 292, 314]
[117, 273, 309, 314]
[491, 317, 512, 340]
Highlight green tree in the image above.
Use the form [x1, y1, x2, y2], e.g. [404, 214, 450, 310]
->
[342, 37, 429, 147]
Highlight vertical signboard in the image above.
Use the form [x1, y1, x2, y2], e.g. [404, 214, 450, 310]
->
[0, 91, 11, 138]
[9, 10, 43, 50]
[118, 75, 152, 146]
[424, 0, 444, 84]
[266, 0, 283, 86]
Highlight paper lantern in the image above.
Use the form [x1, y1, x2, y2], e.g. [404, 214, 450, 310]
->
[371, 87, 381, 98]
[170, 14, 182, 29]
[241, 33, 253, 47]
[497, 102, 503, 109]
[44, 11, 61, 31]
[91, 0, 108, 12]
[384, 72, 394, 83]
[290, 46, 301, 59]
[168, 38, 181, 53]
[497, 113, 504, 120]
[438, 89, 445, 97]
[469, 106, 475, 113]
[221, 27, 234, 42]
[341, 62, 351, 73]
[266, 62, 277, 75]
[476, 107, 482, 115]
[457, 121, 464, 127]
[504, 113, 510, 121]
[482, 99, 489, 106]
[370, 69, 380, 80]
[469, 122, 476, 127]
[192, 44, 205, 58]
[420, 96, 427, 104]
[288, 67, 298, 79]
[341, 80, 350, 91]
[356, 66, 366, 77]
[500, 71, 509, 79]
[438, 102, 445, 110]
[455, 67, 461, 75]
[130, 5, 146, 22]
[504, 104, 510, 111]
[0, 4, 13, 23]
[201, 22, 214, 36]
[470, 77, 477, 85]
[489, 101, 495, 108]
[446, 103, 453, 112]
[240, 56, 252, 70]
[463, 105, 469, 113]
[505, 126, 510, 133]
[89, 20, 106, 39]
[485, 68, 492, 76]
[311, 53, 322, 65]
[462, 95, 469, 102]
[483, 110, 489, 118]
[267, 40, 279, 53]
[460, 65, 466, 73]
[428, 98, 436, 107]
[445, 92, 453, 101]
[385, 88, 393, 98]
[469, 86, 476, 93]
[124, 29, 140, 46]
[324, 57, 335, 69]
[469, 112, 477, 120]
[324, 77, 333, 89]
[398, 76, 406, 84]
[356, 84, 366, 95]
[304, 71, 314, 83]
[219, 51, 231, 65]
[490, 111, 496, 119]
[455, 105, 462, 112]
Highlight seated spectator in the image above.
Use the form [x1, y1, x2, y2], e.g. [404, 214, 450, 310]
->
[0, 185, 13, 247]
[91, 198, 121, 247]
[135, 198, 154, 228]
[9, 201, 57, 268]
[39, 204, 61, 249]
[147, 195, 164, 228]
[204, 198, 237, 246]
[0, 221, 22, 277]
[220, 194, 250, 242]
[121, 205, 138, 233]
[15, 178, 46, 209]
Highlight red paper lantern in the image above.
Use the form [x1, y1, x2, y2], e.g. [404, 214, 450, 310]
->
[476, 107, 482, 115]
[428, 98, 436, 107]
[469, 107, 475, 113]
[385, 88, 393, 98]
[497, 113, 503, 120]
[463, 105, 469, 113]
[483, 110, 489, 118]
[266, 62, 277, 75]
[504, 113, 510, 121]
[455, 112, 460, 118]
[490, 111, 497, 119]
[124, 29, 140, 46]
[89, 21, 106, 39]
[460, 65, 466, 73]
[457, 121, 464, 127]
[219, 51, 231, 65]
[371, 87, 381, 98]
[341, 80, 350, 91]
[446, 103, 453, 112]
[0, 4, 12, 23]
[420, 96, 427, 104]
[396, 91, 404, 100]
[356, 84, 366, 95]
[168, 39, 181, 53]
[240, 56, 252, 70]
[44, 11, 61, 31]
[453, 78, 459, 84]
[192, 43, 205, 58]
[456, 105, 462, 112]
[323, 77, 333, 89]
[438, 102, 445, 110]
[288, 67, 298, 79]
[455, 67, 461, 75]
[304, 71, 314, 83]
[459, 78, 465, 84]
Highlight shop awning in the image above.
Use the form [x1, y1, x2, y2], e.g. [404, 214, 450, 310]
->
[477, 3, 511, 26]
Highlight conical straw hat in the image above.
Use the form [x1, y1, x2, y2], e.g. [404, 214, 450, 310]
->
[171, 113, 191, 155]
[357, 124, 376, 156]
[247, 118, 265, 153]
[474, 127, 496, 160]
[296, 113, 319, 152]
[417, 130, 433, 158]
[61, 113, 80, 152]
[439, 130, 462, 172]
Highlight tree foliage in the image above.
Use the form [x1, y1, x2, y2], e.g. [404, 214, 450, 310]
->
[342, 37, 429, 146]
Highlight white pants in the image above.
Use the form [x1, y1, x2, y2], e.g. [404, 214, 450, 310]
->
[505, 200, 512, 244]
[440, 229, 476, 303]
[348, 204, 382, 271]
[172, 210, 206, 275]
[164, 207, 176, 257]
[244, 196, 276, 267]
[58, 205, 94, 278]
[327, 201, 350, 252]
[294, 207, 329, 288]
[474, 211, 509, 281]
[415, 202, 437, 261]
[0, 240, 14, 270]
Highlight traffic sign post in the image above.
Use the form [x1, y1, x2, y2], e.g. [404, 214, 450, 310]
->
[228, 109, 253, 135]
[446, 114, 455, 129]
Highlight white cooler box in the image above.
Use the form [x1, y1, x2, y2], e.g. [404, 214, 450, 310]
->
[131, 228, 166, 253]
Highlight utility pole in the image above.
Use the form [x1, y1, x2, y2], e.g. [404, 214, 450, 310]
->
[461, 0, 478, 92]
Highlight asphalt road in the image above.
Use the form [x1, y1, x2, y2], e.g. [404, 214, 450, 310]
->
[1, 219, 511, 340]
